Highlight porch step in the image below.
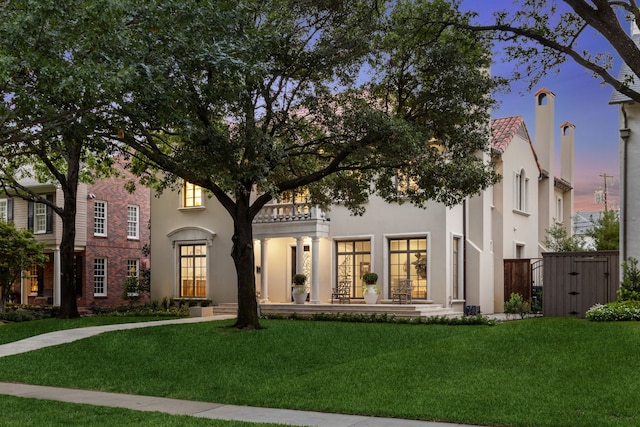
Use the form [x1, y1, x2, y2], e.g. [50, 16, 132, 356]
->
[258, 303, 460, 319]
[212, 303, 239, 316]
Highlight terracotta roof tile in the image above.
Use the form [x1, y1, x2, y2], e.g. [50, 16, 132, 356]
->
[490, 116, 525, 154]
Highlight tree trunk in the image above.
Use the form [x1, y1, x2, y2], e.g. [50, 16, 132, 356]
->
[57, 192, 79, 319]
[230, 194, 261, 329]
[57, 139, 81, 319]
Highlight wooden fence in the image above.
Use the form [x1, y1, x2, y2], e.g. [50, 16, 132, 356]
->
[542, 251, 619, 318]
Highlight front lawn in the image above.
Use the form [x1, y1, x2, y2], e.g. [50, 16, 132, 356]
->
[0, 318, 638, 427]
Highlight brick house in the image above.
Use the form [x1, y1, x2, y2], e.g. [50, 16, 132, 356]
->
[4, 165, 150, 309]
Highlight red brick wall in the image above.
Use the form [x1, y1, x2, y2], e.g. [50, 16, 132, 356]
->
[78, 166, 151, 309]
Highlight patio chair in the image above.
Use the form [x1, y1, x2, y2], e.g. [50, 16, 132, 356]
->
[392, 279, 412, 304]
[331, 281, 351, 304]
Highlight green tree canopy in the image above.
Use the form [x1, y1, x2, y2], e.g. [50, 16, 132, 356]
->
[0, 221, 48, 313]
[0, 0, 128, 317]
[108, 0, 502, 328]
[464, 0, 640, 103]
[586, 210, 620, 250]
[543, 221, 585, 252]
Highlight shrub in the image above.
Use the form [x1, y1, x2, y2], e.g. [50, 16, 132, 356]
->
[586, 301, 640, 321]
[618, 257, 640, 302]
[503, 292, 531, 319]
[261, 312, 497, 326]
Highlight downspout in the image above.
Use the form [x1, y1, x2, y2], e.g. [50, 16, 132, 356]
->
[620, 103, 630, 262]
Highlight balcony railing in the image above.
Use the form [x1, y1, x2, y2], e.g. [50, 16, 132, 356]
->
[253, 202, 327, 223]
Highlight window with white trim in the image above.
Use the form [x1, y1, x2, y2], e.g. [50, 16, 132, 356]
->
[0, 199, 7, 222]
[94, 258, 107, 296]
[126, 259, 140, 296]
[452, 236, 462, 300]
[127, 205, 139, 239]
[94, 201, 107, 236]
[34, 202, 47, 234]
[514, 169, 529, 212]
[556, 197, 563, 223]
[180, 244, 207, 297]
[182, 182, 202, 207]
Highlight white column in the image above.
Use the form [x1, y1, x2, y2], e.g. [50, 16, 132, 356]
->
[310, 237, 320, 304]
[53, 248, 61, 306]
[296, 237, 304, 274]
[260, 238, 270, 302]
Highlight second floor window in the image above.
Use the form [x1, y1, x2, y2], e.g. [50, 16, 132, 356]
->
[0, 199, 8, 222]
[183, 182, 202, 207]
[514, 169, 529, 212]
[127, 205, 139, 239]
[34, 203, 47, 234]
[94, 201, 107, 236]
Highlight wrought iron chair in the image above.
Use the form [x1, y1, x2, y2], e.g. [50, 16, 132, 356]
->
[392, 279, 413, 304]
[331, 281, 351, 304]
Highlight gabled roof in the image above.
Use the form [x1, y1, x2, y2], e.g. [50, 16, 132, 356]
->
[490, 116, 542, 174]
[609, 32, 640, 104]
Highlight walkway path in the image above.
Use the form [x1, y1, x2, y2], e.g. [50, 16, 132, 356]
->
[0, 316, 483, 427]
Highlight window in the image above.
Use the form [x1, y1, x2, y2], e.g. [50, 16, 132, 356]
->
[556, 197, 563, 223]
[126, 259, 140, 296]
[28, 196, 52, 233]
[389, 237, 428, 300]
[94, 258, 107, 296]
[452, 236, 462, 300]
[127, 205, 139, 239]
[34, 202, 47, 234]
[127, 259, 139, 278]
[514, 169, 529, 212]
[27, 264, 39, 294]
[182, 182, 202, 207]
[516, 244, 525, 259]
[336, 240, 371, 298]
[0, 199, 7, 222]
[94, 201, 107, 236]
[180, 244, 207, 297]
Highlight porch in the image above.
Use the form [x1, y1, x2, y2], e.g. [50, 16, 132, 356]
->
[214, 302, 460, 319]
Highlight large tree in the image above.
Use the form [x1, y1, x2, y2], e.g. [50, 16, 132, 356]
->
[109, 0, 501, 329]
[462, 0, 640, 102]
[0, 1, 126, 318]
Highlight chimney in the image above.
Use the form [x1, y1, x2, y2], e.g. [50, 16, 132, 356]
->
[560, 122, 575, 184]
[534, 87, 556, 174]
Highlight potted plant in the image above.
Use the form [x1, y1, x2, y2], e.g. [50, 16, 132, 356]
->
[189, 299, 214, 317]
[362, 272, 379, 304]
[292, 273, 308, 304]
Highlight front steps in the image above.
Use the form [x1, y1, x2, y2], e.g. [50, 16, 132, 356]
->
[257, 302, 459, 319]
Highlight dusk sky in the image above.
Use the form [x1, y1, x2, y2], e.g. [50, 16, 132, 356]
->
[460, 0, 622, 212]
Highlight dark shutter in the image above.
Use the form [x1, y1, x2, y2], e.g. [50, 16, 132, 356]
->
[45, 195, 53, 233]
[6, 198, 13, 222]
[27, 200, 34, 230]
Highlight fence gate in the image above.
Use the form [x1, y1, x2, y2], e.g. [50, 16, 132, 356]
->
[504, 259, 532, 300]
[542, 251, 619, 318]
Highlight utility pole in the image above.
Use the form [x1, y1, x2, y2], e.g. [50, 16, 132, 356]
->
[599, 173, 614, 211]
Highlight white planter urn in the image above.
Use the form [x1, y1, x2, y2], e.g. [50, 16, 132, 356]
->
[363, 284, 378, 304]
[292, 285, 307, 304]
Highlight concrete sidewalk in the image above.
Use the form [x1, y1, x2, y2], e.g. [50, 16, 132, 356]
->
[0, 316, 484, 427]
[0, 315, 236, 358]
[0, 382, 480, 427]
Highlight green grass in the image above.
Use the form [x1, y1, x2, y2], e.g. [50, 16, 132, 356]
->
[0, 395, 287, 427]
[0, 316, 181, 345]
[0, 318, 639, 427]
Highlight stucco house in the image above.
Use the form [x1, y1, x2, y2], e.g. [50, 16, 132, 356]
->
[149, 88, 575, 314]
[2, 167, 150, 309]
[610, 23, 640, 264]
